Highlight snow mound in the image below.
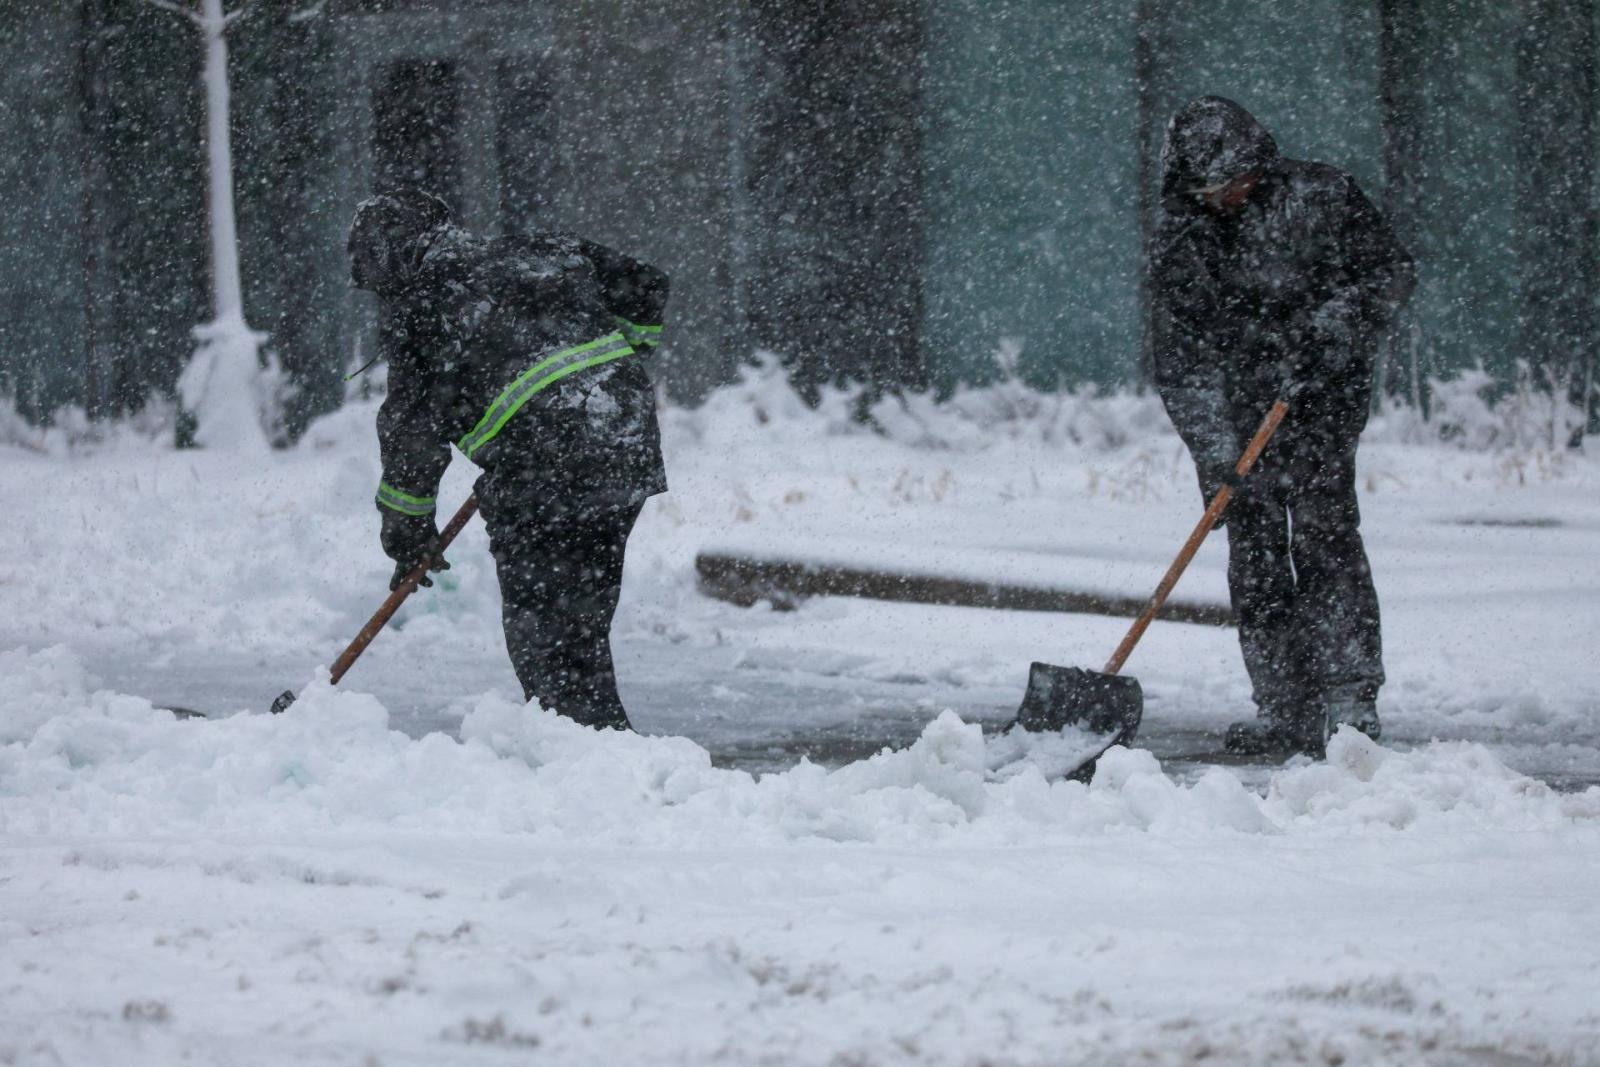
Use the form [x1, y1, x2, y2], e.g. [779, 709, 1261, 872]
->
[1262, 726, 1599, 830]
[3, 648, 1595, 844]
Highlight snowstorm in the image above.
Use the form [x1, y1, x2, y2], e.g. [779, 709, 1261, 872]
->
[2, 1, 1598, 1064]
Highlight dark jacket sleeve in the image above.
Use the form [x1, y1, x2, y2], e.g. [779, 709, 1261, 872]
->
[578, 239, 671, 351]
[374, 309, 452, 518]
[1290, 174, 1416, 388]
[1150, 222, 1240, 477]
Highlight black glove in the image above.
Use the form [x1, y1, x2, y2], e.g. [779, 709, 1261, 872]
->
[380, 510, 451, 591]
[1190, 438, 1248, 531]
[1272, 311, 1344, 404]
[1200, 465, 1242, 501]
[1197, 456, 1246, 530]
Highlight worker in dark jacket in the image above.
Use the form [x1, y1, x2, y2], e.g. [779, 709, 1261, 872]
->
[348, 188, 668, 731]
[1149, 97, 1415, 756]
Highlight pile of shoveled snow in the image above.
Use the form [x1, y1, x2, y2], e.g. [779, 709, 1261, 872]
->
[7, 644, 1600, 1067]
[6, 646, 1595, 845]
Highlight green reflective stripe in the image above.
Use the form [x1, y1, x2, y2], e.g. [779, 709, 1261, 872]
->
[457, 332, 636, 458]
[376, 482, 436, 516]
[458, 333, 633, 455]
[616, 317, 663, 347]
[378, 482, 435, 507]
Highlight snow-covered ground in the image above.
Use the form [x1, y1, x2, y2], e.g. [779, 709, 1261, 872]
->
[4, 366, 1599, 1064]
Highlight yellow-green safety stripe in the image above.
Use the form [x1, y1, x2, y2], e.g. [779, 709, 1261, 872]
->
[376, 481, 437, 516]
[616, 317, 663, 348]
[457, 331, 636, 459]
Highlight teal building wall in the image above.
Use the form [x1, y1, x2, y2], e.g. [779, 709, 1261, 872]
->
[0, 0, 91, 420]
[2, 1, 1595, 429]
[921, 0, 1596, 409]
[922, 0, 1141, 391]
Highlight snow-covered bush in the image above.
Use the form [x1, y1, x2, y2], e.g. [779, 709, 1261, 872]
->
[671, 346, 1174, 456]
[0, 394, 177, 456]
[0, 394, 40, 451]
[1366, 361, 1590, 455]
[7, 342, 1591, 461]
[690, 348, 1591, 460]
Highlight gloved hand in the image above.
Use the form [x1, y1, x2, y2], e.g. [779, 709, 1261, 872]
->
[1271, 312, 1340, 404]
[1190, 435, 1248, 527]
[1197, 462, 1245, 529]
[380, 510, 451, 591]
[1199, 463, 1242, 505]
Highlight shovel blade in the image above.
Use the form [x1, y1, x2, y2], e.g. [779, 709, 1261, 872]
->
[1012, 662, 1143, 746]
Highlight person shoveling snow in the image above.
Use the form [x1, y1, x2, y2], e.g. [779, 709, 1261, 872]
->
[1149, 96, 1416, 757]
[337, 187, 670, 731]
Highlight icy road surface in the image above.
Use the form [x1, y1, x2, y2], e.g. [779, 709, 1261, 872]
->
[37, 596, 1600, 793]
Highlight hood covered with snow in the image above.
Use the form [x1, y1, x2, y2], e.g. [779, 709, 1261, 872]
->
[1159, 96, 1280, 213]
[346, 187, 455, 294]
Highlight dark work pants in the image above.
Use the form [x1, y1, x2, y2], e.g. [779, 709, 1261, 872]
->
[1224, 427, 1384, 719]
[479, 487, 644, 730]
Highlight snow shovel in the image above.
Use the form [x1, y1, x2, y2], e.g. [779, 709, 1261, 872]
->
[269, 493, 480, 714]
[1007, 397, 1291, 774]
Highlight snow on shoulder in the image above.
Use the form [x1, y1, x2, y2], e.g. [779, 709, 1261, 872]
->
[4, 646, 1594, 845]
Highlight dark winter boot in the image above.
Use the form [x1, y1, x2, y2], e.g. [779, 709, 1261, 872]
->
[1224, 701, 1330, 758]
[1322, 683, 1381, 742]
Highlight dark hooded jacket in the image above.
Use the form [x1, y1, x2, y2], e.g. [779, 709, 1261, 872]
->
[363, 206, 669, 519]
[1149, 97, 1415, 474]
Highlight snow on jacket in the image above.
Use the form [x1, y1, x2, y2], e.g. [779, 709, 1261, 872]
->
[373, 225, 669, 519]
[1149, 96, 1415, 472]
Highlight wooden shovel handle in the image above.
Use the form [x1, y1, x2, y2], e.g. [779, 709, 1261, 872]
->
[1101, 398, 1289, 676]
[329, 493, 480, 686]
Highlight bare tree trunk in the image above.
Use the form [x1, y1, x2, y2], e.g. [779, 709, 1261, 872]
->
[1133, 0, 1162, 386]
[79, 0, 108, 420]
[1514, 0, 1596, 450]
[1378, 0, 1426, 414]
[149, 0, 269, 450]
[200, 0, 244, 324]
